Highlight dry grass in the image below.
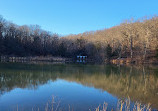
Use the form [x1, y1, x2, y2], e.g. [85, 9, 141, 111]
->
[42, 97, 152, 111]
[96, 98, 152, 111]
[15, 97, 152, 111]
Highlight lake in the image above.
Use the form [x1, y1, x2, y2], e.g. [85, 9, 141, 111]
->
[0, 63, 158, 111]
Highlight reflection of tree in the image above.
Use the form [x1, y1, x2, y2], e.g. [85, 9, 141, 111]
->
[0, 71, 56, 96]
[143, 66, 147, 95]
[0, 63, 158, 108]
[126, 66, 132, 94]
[0, 63, 117, 95]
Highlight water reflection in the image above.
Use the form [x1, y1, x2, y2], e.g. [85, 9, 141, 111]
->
[0, 63, 158, 110]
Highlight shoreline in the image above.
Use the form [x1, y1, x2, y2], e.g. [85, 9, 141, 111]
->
[0, 56, 73, 63]
[110, 57, 158, 65]
[1, 56, 158, 65]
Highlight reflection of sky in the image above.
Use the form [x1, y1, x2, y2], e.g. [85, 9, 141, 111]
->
[0, 79, 119, 111]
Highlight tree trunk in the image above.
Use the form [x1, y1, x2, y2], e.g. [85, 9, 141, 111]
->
[143, 43, 147, 62]
[130, 36, 133, 62]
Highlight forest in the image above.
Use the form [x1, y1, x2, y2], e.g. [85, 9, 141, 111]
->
[0, 15, 158, 63]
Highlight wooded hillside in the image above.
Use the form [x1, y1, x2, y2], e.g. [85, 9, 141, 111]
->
[64, 16, 158, 63]
[0, 15, 158, 63]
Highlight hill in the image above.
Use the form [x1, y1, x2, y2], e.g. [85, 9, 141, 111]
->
[0, 15, 158, 63]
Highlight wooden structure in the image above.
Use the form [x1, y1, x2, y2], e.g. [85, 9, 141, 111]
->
[77, 56, 87, 63]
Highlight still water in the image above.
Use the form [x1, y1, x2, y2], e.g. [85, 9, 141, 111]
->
[0, 63, 158, 111]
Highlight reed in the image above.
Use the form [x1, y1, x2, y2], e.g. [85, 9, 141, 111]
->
[16, 97, 152, 111]
[96, 98, 151, 111]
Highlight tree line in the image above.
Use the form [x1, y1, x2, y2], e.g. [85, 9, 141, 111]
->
[0, 15, 158, 63]
[65, 16, 158, 62]
[0, 15, 66, 57]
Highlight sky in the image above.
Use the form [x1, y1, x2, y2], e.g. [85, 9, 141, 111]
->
[0, 0, 158, 35]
